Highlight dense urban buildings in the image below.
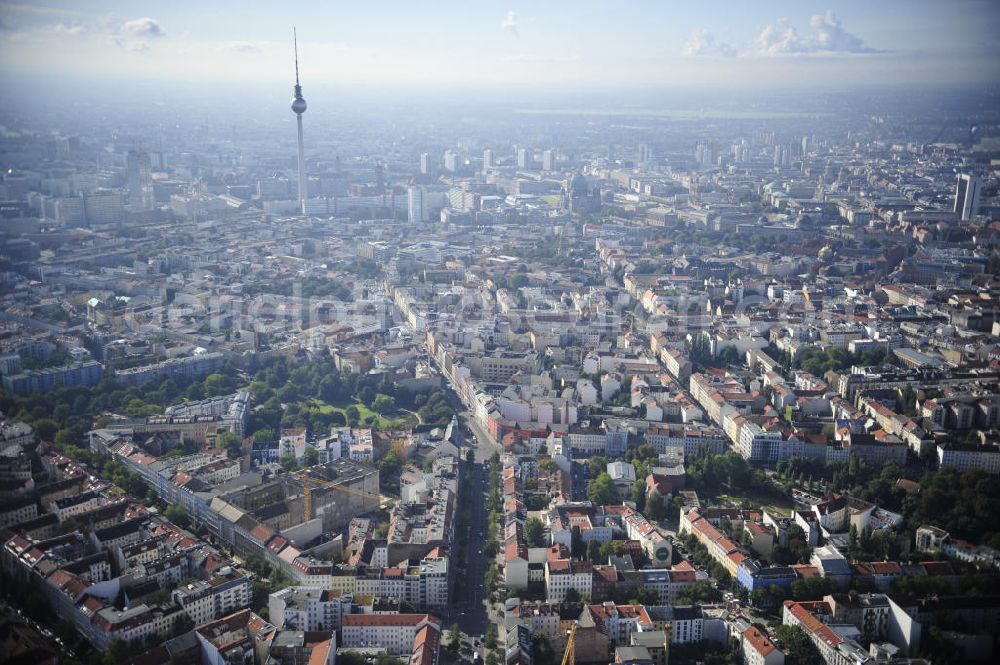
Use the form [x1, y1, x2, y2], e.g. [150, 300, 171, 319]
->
[1, 3, 1000, 665]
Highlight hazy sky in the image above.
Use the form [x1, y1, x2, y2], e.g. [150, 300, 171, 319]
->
[1, 0, 998, 90]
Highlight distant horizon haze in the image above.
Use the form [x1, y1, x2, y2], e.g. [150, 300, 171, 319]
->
[1, 0, 998, 93]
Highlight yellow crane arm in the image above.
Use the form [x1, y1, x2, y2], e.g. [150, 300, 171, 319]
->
[560, 623, 577, 665]
[295, 469, 385, 521]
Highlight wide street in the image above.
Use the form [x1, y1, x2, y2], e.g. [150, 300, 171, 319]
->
[451, 460, 492, 637]
[422, 347, 503, 655]
[404, 314, 503, 653]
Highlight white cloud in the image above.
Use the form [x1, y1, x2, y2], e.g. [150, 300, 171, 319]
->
[682, 29, 736, 57]
[810, 10, 875, 53]
[115, 38, 150, 52]
[750, 18, 804, 56]
[747, 10, 885, 56]
[685, 10, 886, 58]
[501, 10, 518, 36]
[224, 41, 264, 54]
[52, 23, 87, 36]
[122, 17, 165, 38]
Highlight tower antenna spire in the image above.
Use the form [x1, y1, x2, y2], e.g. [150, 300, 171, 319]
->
[290, 28, 307, 214]
[294, 27, 300, 86]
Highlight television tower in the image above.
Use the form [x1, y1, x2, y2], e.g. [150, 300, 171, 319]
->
[291, 28, 307, 213]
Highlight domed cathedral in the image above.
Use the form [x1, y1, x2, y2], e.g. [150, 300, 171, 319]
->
[566, 173, 600, 214]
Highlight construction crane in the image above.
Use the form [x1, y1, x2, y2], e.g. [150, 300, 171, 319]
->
[294, 469, 390, 521]
[560, 622, 577, 665]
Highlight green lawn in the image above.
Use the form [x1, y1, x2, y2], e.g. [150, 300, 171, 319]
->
[304, 398, 417, 431]
[715, 491, 794, 516]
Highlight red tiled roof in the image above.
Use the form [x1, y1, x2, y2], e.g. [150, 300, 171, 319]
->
[250, 524, 274, 542]
[505, 541, 528, 562]
[669, 570, 696, 583]
[742, 626, 777, 656]
[307, 640, 333, 665]
[791, 564, 820, 578]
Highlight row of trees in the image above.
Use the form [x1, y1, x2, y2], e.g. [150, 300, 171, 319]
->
[0, 354, 249, 453]
[451, 449, 477, 599]
[484, 452, 503, 597]
[780, 452, 1000, 551]
[748, 576, 839, 612]
[681, 532, 732, 588]
[686, 447, 755, 495]
[846, 523, 905, 562]
[793, 345, 889, 377]
[241, 276, 352, 300]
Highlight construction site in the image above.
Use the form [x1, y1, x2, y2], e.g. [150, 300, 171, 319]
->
[215, 458, 382, 552]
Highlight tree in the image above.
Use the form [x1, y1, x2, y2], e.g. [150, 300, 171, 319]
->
[645, 491, 666, 522]
[253, 428, 276, 443]
[859, 525, 874, 559]
[217, 431, 238, 449]
[564, 588, 582, 603]
[173, 613, 194, 636]
[485, 653, 499, 665]
[336, 654, 366, 665]
[631, 477, 647, 512]
[279, 453, 299, 471]
[185, 382, 205, 400]
[790, 576, 838, 601]
[671, 495, 688, 522]
[275, 382, 301, 403]
[599, 540, 628, 561]
[848, 523, 859, 558]
[164, 504, 190, 529]
[485, 626, 498, 650]
[571, 527, 585, 559]
[588, 456, 608, 478]
[303, 447, 319, 466]
[446, 624, 461, 652]
[373, 393, 396, 415]
[485, 561, 501, 592]
[587, 472, 618, 506]
[377, 450, 402, 477]
[524, 517, 546, 548]
[587, 539, 603, 564]
[345, 405, 361, 426]
[218, 431, 243, 459]
[532, 632, 556, 665]
[899, 383, 918, 416]
[104, 639, 129, 665]
[676, 580, 721, 605]
[630, 586, 659, 606]
[33, 418, 59, 441]
[54, 428, 75, 447]
[775, 625, 819, 665]
[204, 373, 234, 397]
